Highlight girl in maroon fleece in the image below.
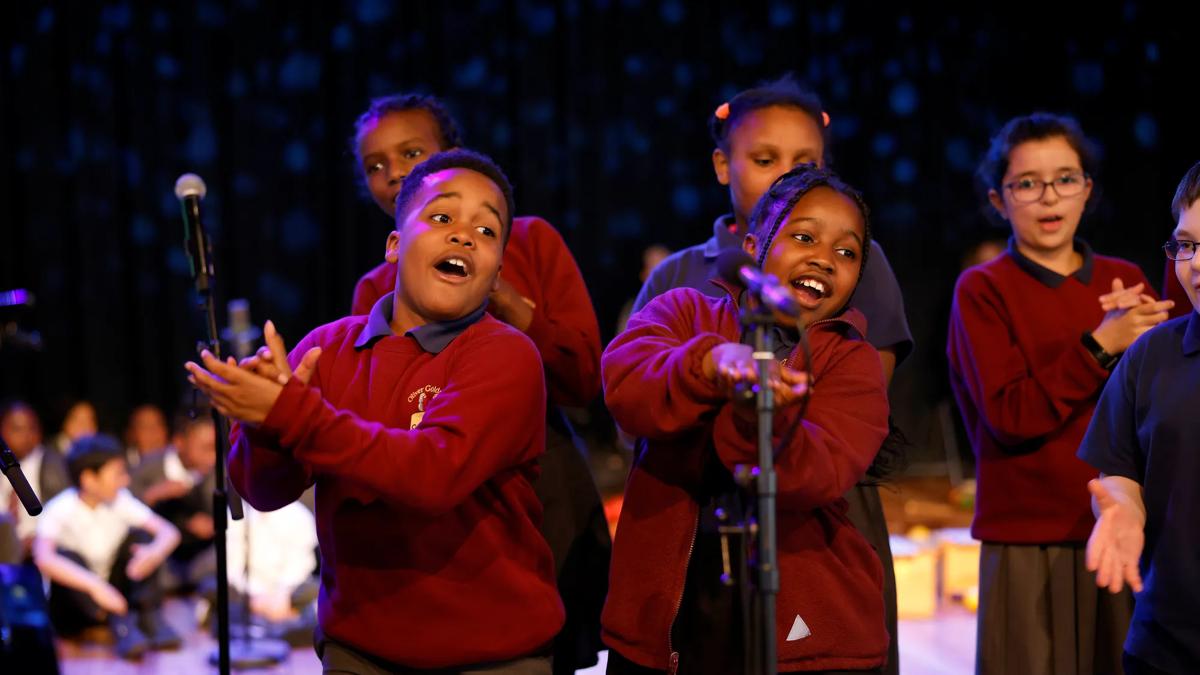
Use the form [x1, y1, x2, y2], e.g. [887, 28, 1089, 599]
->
[947, 113, 1173, 675]
[186, 150, 564, 674]
[603, 164, 890, 674]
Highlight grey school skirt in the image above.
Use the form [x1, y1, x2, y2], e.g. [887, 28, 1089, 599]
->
[975, 542, 1133, 675]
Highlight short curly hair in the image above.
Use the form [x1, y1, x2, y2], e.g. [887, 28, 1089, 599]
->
[393, 149, 516, 248]
[350, 93, 463, 156]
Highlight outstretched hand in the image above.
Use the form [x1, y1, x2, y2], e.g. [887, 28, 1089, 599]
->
[1085, 478, 1145, 594]
[703, 343, 810, 409]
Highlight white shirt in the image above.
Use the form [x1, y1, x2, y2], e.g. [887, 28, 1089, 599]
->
[36, 488, 153, 579]
[225, 502, 317, 596]
[0, 445, 46, 540]
[161, 447, 199, 486]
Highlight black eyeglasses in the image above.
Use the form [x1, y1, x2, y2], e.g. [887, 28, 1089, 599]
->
[1003, 172, 1089, 204]
[1164, 239, 1198, 261]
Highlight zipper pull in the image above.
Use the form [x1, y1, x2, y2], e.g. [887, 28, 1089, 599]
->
[668, 651, 680, 675]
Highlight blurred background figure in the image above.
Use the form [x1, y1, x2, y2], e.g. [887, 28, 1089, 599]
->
[615, 244, 671, 335]
[0, 400, 69, 563]
[199, 501, 319, 647]
[131, 412, 217, 592]
[123, 404, 171, 469]
[50, 400, 98, 456]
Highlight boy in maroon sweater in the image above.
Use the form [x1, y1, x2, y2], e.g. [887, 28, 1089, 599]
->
[350, 95, 608, 675]
[948, 114, 1173, 675]
[186, 150, 564, 673]
[603, 164, 890, 674]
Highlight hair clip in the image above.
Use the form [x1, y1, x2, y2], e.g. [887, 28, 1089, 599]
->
[715, 102, 730, 120]
[821, 111, 831, 128]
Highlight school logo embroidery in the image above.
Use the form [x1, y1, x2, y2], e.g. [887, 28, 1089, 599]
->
[786, 614, 811, 642]
[407, 385, 442, 429]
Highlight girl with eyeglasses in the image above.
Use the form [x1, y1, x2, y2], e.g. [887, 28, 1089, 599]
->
[947, 113, 1173, 675]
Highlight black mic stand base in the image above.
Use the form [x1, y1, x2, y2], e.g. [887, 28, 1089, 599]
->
[208, 637, 290, 670]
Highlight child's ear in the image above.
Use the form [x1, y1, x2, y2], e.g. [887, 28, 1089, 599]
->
[743, 233, 759, 260]
[712, 148, 731, 186]
[987, 188, 1008, 221]
[492, 264, 503, 293]
[385, 231, 401, 264]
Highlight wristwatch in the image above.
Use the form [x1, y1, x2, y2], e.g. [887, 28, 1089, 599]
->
[1081, 331, 1119, 370]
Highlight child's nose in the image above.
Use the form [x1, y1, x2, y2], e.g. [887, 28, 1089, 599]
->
[448, 231, 475, 248]
[807, 250, 835, 273]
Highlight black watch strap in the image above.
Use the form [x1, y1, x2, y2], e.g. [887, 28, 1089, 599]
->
[1081, 331, 1119, 370]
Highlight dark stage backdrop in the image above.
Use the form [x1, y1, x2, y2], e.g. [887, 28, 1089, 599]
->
[1, 2, 1195, 462]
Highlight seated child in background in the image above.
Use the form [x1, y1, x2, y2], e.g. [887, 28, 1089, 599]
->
[199, 501, 319, 646]
[50, 400, 98, 456]
[131, 412, 217, 590]
[33, 434, 182, 660]
[0, 400, 70, 564]
[123, 404, 171, 468]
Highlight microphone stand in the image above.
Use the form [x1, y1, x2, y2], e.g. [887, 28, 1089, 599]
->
[179, 186, 243, 675]
[733, 296, 780, 675]
[220, 303, 288, 668]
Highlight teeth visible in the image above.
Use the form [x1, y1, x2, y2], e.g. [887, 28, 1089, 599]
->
[446, 258, 466, 271]
[797, 278, 826, 296]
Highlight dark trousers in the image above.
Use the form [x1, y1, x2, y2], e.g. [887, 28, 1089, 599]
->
[316, 631, 552, 675]
[47, 529, 162, 635]
[605, 649, 882, 675]
[1122, 652, 1174, 675]
[536, 410, 611, 675]
[843, 483, 898, 675]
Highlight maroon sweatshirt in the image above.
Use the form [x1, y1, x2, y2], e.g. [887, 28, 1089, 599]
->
[601, 285, 890, 672]
[353, 215, 601, 408]
[228, 304, 564, 668]
[947, 242, 1153, 543]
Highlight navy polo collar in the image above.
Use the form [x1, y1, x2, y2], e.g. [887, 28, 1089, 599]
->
[354, 292, 487, 354]
[1008, 237, 1095, 288]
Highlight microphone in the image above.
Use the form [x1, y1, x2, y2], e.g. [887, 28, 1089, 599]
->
[175, 173, 213, 294]
[716, 249, 800, 317]
[0, 438, 42, 516]
[220, 299, 263, 360]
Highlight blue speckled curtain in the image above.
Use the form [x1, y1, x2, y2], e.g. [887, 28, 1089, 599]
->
[0, 1, 1192, 462]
